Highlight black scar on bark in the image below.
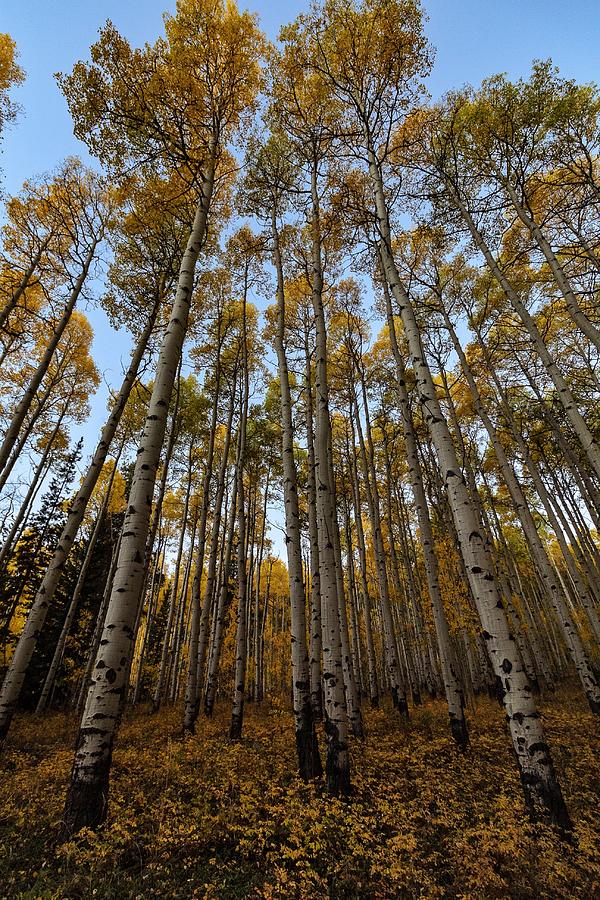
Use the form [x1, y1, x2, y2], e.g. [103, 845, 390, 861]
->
[493, 675, 506, 705]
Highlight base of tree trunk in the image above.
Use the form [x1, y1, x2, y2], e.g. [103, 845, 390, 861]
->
[182, 716, 196, 736]
[296, 707, 323, 780]
[60, 765, 110, 840]
[369, 695, 379, 708]
[449, 713, 470, 749]
[519, 761, 572, 835]
[587, 696, 600, 716]
[324, 722, 351, 797]
[391, 688, 410, 719]
[0, 710, 14, 748]
[229, 705, 244, 740]
[349, 715, 365, 739]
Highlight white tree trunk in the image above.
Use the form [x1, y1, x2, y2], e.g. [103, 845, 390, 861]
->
[368, 147, 570, 827]
[61, 166, 215, 836]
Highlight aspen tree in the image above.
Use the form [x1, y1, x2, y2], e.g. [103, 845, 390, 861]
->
[58, 0, 264, 835]
[243, 137, 322, 774]
[270, 44, 351, 793]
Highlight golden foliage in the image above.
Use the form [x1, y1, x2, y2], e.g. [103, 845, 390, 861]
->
[1, 689, 599, 897]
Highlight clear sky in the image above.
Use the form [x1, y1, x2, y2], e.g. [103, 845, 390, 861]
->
[2, 0, 600, 549]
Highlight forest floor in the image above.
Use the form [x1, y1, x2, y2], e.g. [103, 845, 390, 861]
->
[0, 687, 599, 899]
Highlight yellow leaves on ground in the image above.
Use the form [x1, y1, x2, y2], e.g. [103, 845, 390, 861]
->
[1, 687, 599, 898]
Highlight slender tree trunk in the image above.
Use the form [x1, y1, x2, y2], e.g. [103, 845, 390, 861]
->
[0, 236, 51, 333]
[461, 318, 600, 711]
[367, 145, 570, 827]
[229, 285, 250, 741]
[189, 389, 235, 725]
[502, 179, 600, 351]
[36, 451, 121, 714]
[379, 300, 468, 742]
[350, 389, 407, 715]
[304, 338, 323, 722]
[0, 239, 99, 485]
[445, 180, 600, 480]
[270, 216, 321, 775]
[0, 291, 159, 742]
[204, 466, 238, 718]
[346, 422, 379, 707]
[61, 164, 215, 837]
[153, 438, 193, 711]
[182, 365, 221, 731]
[0, 407, 64, 572]
[309, 153, 350, 795]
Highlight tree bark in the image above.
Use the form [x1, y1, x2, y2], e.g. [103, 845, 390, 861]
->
[61, 164, 215, 837]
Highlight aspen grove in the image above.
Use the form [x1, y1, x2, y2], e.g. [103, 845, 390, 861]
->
[1, 1, 600, 895]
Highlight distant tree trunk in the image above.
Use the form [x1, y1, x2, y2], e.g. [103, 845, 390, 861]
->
[182, 361, 221, 732]
[345, 421, 379, 707]
[329, 445, 364, 738]
[189, 388, 235, 725]
[204, 465, 238, 718]
[381, 281, 467, 744]
[350, 389, 407, 715]
[153, 437, 194, 712]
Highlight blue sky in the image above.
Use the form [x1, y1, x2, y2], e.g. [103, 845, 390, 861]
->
[2, 0, 600, 548]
